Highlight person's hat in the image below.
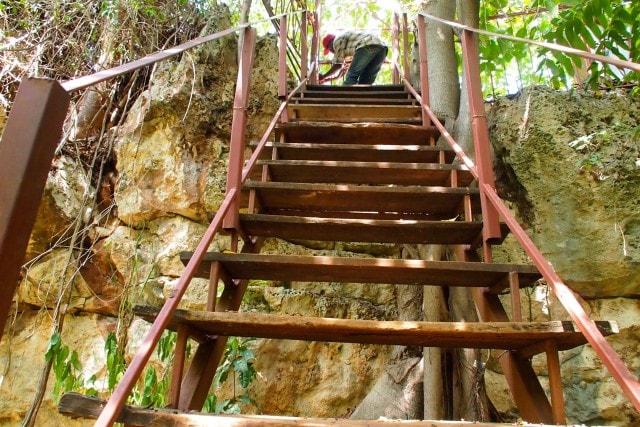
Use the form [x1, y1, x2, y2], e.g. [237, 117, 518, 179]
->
[322, 34, 335, 55]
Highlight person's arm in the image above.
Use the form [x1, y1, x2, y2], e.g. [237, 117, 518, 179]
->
[319, 63, 344, 83]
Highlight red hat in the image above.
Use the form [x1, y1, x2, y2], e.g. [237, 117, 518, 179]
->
[322, 34, 335, 56]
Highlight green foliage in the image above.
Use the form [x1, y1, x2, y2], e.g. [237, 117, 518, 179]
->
[203, 337, 258, 414]
[45, 332, 98, 403]
[568, 121, 640, 183]
[103, 329, 196, 407]
[104, 332, 126, 391]
[478, 0, 639, 95]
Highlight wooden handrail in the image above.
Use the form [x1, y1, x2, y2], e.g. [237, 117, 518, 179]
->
[482, 184, 640, 410]
[61, 11, 305, 94]
[413, 11, 640, 413]
[241, 79, 307, 184]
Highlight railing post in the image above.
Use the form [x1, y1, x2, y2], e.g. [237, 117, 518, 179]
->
[417, 14, 431, 127]
[301, 12, 309, 80]
[223, 27, 257, 232]
[402, 13, 411, 83]
[278, 16, 288, 98]
[0, 78, 70, 342]
[392, 13, 400, 85]
[460, 30, 501, 245]
[309, 1, 321, 84]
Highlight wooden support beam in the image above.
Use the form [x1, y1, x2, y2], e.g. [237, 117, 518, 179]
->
[471, 286, 554, 423]
[177, 240, 263, 410]
[59, 392, 567, 426]
[417, 14, 431, 127]
[509, 272, 522, 322]
[392, 13, 400, 84]
[168, 324, 190, 407]
[206, 262, 221, 311]
[545, 340, 567, 424]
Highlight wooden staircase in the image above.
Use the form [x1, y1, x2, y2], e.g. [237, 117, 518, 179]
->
[61, 85, 618, 426]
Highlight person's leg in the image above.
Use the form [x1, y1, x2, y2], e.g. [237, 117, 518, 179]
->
[358, 46, 388, 84]
[343, 46, 377, 85]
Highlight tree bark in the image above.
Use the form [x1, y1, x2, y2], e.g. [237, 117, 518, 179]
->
[238, 0, 253, 63]
[350, 244, 428, 420]
[452, 0, 480, 158]
[419, 245, 446, 420]
[422, 0, 459, 122]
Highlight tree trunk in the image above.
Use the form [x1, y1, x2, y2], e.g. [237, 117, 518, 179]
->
[422, 0, 459, 122]
[452, 0, 479, 158]
[238, 0, 252, 63]
[418, 245, 446, 420]
[448, 1, 491, 421]
[350, 244, 425, 420]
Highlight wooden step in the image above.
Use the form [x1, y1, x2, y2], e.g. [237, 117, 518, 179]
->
[238, 214, 507, 246]
[287, 104, 422, 123]
[134, 307, 617, 354]
[61, 392, 565, 426]
[296, 89, 413, 99]
[291, 96, 416, 105]
[254, 160, 474, 186]
[305, 83, 407, 92]
[275, 122, 438, 145]
[250, 142, 456, 163]
[243, 181, 479, 216]
[181, 252, 540, 292]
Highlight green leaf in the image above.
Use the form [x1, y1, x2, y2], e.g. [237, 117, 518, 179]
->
[70, 351, 82, 371]
[45, 332, 62, 361]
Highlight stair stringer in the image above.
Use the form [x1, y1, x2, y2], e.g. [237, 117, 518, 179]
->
[176, 238, 264, 410]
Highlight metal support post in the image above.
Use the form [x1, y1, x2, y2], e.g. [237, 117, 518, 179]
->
[460, 30, 501, 246]
[223, 27, 257, 231]
[309, 11, 319, 84]
[278, 16, 288, 99]
[392, 13, 400, 84]
[417, 15, 431, 127]
[0, 78, 70, 342]
[301, 12, 309, 80]
[402, 13, 411, 82]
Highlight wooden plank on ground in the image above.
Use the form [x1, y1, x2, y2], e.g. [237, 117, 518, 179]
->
[180, 252, 540, 288]
[60, 392, 552, 426]
[133, 308, 617, 353]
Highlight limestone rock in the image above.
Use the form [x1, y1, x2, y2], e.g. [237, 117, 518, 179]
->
[18, 249, 95, 311]
[114, 10, 279, 228]
[486, 295, 640, 424]
[489, 86, 640, 298]
[213, 281, 396, 418]
[0, 311, 114, 426]
[27, 156, 92, 262]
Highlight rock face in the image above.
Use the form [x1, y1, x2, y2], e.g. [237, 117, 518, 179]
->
[489, 86, 640, 298]
[487, 86, 640, 425]
[2, 35, 640, 427]
[115, 13, 279, 228]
